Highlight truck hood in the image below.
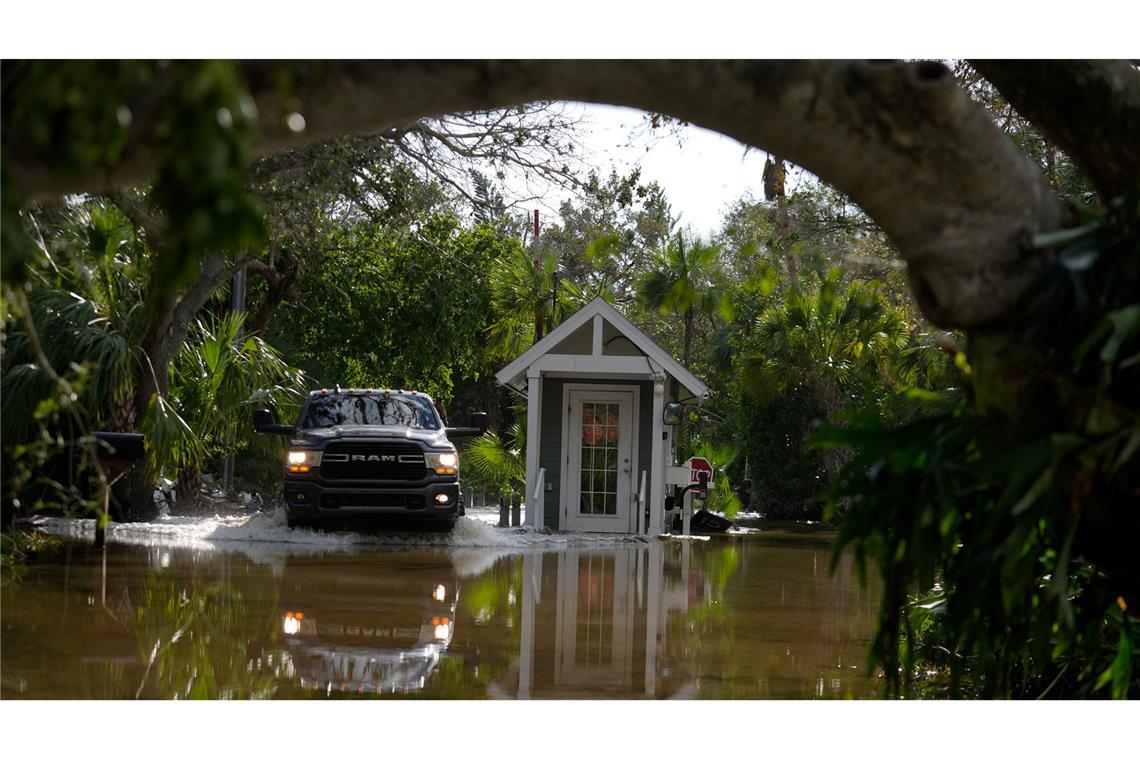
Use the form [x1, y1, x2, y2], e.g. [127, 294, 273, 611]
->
[292, 426, 451, 447]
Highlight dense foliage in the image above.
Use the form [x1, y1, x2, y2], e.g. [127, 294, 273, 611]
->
[273, 215, 510, 398]
[821, 197, 1140, 698]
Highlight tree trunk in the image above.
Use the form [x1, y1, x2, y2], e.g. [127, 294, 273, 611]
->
[771, 156, 798, 287]
[683, 306, 694, 369]
[245, 254, 301, 337]
[175, 464, 202, 512]
[108, 383, 136, 433]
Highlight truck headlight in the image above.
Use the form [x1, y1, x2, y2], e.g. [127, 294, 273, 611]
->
[286, 450, 322, 473]
[425, 451, 458, 475]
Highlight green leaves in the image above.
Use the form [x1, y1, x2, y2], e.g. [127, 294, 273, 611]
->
[3, 62, 266, 292]
[691, 437, 742, 517]
[149, 62, 265, 290]
[141, 393, 205, 477]
[167, 311, 304, 476]
[824, 198, 1140, 699]
[285, 215, 504, 398]
[636, 232, 724, 319]
[1095, 612, 1135, 700]
[1102, 305, 1140, 364]
[463, 418, 527, 492]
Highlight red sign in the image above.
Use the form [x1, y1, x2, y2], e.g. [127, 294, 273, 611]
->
[687, 457, 714, 484]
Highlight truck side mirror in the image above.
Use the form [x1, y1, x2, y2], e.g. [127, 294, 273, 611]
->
[446, 412, 490, 440]
[254, 409, 295, 437]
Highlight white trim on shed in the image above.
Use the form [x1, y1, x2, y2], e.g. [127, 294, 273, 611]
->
[495, 297, 709, 400]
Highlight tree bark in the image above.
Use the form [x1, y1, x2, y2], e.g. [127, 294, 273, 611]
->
[683, 305, 694, 369]
[771, 156, 798, 286]
[8, 60, 1073, 330]
[245, 255, 302, 337]
[970, 60, 1140, 201]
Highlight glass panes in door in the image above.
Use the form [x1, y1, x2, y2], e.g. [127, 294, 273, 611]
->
[579, 402, 619, 515]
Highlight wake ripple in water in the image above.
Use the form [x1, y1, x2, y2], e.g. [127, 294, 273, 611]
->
[24, 508, 652, 556]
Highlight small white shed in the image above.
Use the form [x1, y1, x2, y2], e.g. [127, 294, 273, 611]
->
[494, 297, 708, 533]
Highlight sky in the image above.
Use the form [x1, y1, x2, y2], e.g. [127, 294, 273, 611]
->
[534, 102, 773, 238]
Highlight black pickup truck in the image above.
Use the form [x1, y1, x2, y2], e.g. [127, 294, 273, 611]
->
[254, 388, 487, 530]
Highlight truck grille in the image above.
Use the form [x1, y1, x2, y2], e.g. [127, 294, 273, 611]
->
[320, 442, 426, 481]
[321, 493, 426, 510]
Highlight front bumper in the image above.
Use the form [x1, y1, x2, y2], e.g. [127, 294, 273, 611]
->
[283, 479, 460, 520]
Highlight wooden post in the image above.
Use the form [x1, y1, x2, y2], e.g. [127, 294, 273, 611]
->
[524, 367, 543, 528]
[511, 493, 521, 527]
[463, 487, 472, 514]
[94, 481, 109, 549]
[498, 495, 510, 528]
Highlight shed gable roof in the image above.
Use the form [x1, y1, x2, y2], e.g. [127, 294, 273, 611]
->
[494, 297, 709, 400]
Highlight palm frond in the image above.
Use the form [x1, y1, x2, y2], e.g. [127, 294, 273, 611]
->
[463, 419, 527, 491]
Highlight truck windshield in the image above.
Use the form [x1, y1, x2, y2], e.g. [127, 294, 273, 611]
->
[300, 394, 440, 430]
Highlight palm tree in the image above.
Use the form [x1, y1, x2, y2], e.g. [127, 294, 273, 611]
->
[2, 202, 145, 447]
[636, 232, 729, 368]
[462, 416, 527, 494]
[485, 244, 577, 361]
[690, 437, 743, 517]
[4, 202, 303, 515]
[741, 270, 908, 479]
[164, 312, 304, 506]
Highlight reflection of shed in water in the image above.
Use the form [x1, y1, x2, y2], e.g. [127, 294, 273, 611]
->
[492, 542, 708, 698]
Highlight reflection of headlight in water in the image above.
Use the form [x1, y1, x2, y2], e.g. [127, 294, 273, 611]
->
[433, 584, 446, 602]
[283, 611, 304, 635]
[431, 615, 451, 641]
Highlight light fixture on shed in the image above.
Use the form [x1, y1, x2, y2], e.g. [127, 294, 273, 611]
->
[663, 402, 682, 426]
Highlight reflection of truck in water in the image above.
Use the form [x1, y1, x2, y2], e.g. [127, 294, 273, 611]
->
[255, 388, 487, 530]
[277, 553, 460, 695]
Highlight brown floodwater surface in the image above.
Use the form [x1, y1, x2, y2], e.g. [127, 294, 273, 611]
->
[1, 521, 882, 699]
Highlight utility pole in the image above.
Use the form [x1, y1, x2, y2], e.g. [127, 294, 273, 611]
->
[532, 209, 543, 343]
[220, 265, 246, 498]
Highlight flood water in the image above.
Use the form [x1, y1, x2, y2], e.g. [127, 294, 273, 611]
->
[2, 512, 883, 699]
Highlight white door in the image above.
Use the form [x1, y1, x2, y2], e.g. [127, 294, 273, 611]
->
[564, 389, 635, 533]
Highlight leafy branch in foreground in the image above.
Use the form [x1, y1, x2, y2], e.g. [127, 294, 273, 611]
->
[817, 196, 1140, 698]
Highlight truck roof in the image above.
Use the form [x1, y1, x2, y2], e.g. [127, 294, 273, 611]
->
[308, 387, 433, 401]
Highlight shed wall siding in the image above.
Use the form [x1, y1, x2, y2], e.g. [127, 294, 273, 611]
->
[539, 377, 654, 531]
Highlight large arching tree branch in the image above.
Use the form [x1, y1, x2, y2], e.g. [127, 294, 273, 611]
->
[6, 60, 1072, 328]
[970, 60, 1140, 201]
